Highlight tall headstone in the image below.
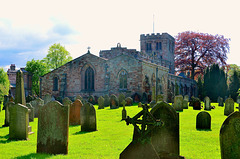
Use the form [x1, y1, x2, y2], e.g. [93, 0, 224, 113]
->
[37, 101, 69, 154]
[110, 94, 119, 109]
[173, 95, 183, 111]
[70, 99, 82, 125]
[121, 100, 127, 120]
[43, 93, 52, 105]
[15, 70, 26, 106]
[103, 94, 110, 107]
[26, 103, 34, 122]
[224, 98, 234, 116]
[196, 111, 211, 130]
[118, 93, 125, 106]
[30, 98, 44, 118]
[97, 96, 104, 109]
[9, 103, 29, 140]
[204, 96, 211, 110]
[150, 102, 180, 158]
[220, 111, 240, 159]
[80, 102, 97, 132]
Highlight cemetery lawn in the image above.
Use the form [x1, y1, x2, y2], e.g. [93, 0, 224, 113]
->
[0, 102, 238, 159]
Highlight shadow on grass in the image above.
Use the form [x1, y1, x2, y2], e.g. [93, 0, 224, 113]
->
[196, 129, 212, 131]
[14, 153, 52, 159]
[0, 134, 11, 144]
[69, 125, 80, 128]
[73, 131, 94, 135]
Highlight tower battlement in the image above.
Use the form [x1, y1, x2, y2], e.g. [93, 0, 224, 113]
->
[140, 33, 174, 41]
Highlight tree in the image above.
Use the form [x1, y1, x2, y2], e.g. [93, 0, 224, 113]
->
[0, 68, 10, 102]
[175, 31, 230, 79]
[228, 70, 240, 101]
[43, 43, 72, 70]
[203, 64, 228, 102]
[197, 75, 203, 100]
[25, 59, 50, 96]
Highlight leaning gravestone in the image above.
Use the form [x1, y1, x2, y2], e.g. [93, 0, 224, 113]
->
[30, 98, 44, 118]
[26, 103, 34, 122]
[224, 98, 234, 116]
[173, 95, 183, 111]
[110, 94, 119, 109]
[69, 99, 82, 125]
[37, 101, 69, 154]
[125, 97, 133, 106]
[220, 111, 240, 159]
[43, 93, 53, 105]
[103, 94, 110, 107]
[80, 102, 97, 132]
[218, 97, 224, 107]
[183, 100, 188, 109]
[9, 103, 29, 140]
[2, 101, 14, 127]
[118, 93, 125, 107]
[196, 111, 211, 130]
[98, 96, 104, 109]
[15, 70, 26, 106]
[204, 96, 211, 110]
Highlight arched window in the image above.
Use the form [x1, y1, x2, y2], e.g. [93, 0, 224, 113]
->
[85, 67, 94, 91]
[119, 70, 127, 89]
[53, 76, 58, 91]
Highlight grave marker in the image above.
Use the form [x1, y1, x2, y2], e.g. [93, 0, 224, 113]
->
[69, 99, 82, 125]
[26, 103, 34, 122]
[224, 98, 234, 116]
[80, 102, 97, 132]
[30, 98, 44, 118]
[122, 100, 127, 120]
[103, 94, 110, 107]
[173, 95, 183, 111]
[204, 96, 211, 110]
[110, 94, 119, 109]
[98, 96, 104, 109]
[15, 70, 26, 106]
[196, 111, 211, 130]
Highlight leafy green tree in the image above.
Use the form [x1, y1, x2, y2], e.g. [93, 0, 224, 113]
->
[43, 43, 72, 70]
[197, 75, 203, 100]
[203, 64, 228, 102]
[228, 70, 240, 101]
[0, 68, 10, 102]
[25, 59, 50, 96]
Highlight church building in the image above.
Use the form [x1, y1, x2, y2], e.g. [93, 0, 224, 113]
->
[40, 33, 197, 101]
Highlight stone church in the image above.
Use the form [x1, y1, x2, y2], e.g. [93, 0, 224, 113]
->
[40, 33, 197, 101]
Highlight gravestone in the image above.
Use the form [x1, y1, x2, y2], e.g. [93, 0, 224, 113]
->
[132, 93, 141, 103]
[110, 94, 119, 109]
[2, 101, 14, 127]
[156, 94, 164, 102]
[120, 102, 182, 158]
[37, 101, 69, 154]
[26, 103, 34, 122]
[224, 98, 234, 116]
[80, 102, 97, 132]
[204, 96, 211, 110]
[30, 98, 44, 118]
[141, 92, 148, 104]
[183, 100, 188, 109]
[75, 95, 83, 102]
[218, 97, 224, 107]
[150, 102, 180, 158]
[196, 111, 211, 130]
[88, 95, 95, 104]
[125, 97, 133, 106]
[70, 99, 82, 125]
[9, 103, 29, 140]
[122, 100, 127, 120]
[184, 95, 189, 102]
[138, 102, 143, 108]
[98, 96, 104, 109]
[43, 93, 52, 105]
[173, 95, 183, 111]
[15, 70, 26, 106]
[220, 111, 240, 159]
[118, 93, 125, 106]
[62, 97, 72, 106]
[103, 94, 110, 107]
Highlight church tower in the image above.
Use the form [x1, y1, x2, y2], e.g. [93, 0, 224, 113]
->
[140, 33, 175, 74]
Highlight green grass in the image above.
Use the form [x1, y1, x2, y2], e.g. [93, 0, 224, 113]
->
[0, 102, 238, 159]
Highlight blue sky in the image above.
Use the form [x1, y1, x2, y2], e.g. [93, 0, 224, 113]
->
[0, 0, 239, 71]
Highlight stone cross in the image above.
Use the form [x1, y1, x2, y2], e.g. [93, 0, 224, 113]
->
[125, 104, 163, 142]
[121, 100, 126, 109]
[121, 100, 127, 120]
